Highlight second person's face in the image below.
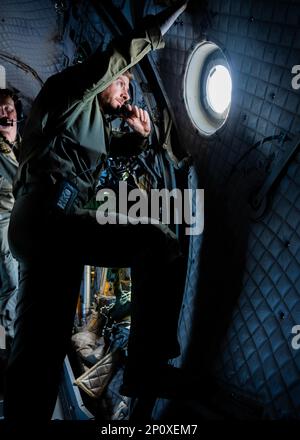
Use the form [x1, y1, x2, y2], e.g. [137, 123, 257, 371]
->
[0, 95, 17, 143]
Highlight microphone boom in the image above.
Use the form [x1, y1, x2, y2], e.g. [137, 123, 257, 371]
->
[0, 117, 15, 126]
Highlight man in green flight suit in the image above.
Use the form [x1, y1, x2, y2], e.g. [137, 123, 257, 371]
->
[4, 1, 189, 422]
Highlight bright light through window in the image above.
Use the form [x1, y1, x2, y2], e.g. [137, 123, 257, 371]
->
[184, 41, 232, 135]
[206, 65, 232, 114]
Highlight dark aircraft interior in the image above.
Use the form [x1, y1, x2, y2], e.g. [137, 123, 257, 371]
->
[0, 0, 300, 426]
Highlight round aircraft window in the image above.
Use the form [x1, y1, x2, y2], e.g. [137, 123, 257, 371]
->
[206, 64, 232, 115]
[184, 42, 232, 136]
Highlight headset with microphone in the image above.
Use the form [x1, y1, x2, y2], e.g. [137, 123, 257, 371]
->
[0, 88, 24, 127]
[0, 117, 16, 126]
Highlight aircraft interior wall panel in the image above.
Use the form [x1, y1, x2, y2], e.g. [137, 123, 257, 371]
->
[149, 0, 300, 419]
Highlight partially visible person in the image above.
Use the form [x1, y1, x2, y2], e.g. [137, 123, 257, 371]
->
[0, 88, 20, 353]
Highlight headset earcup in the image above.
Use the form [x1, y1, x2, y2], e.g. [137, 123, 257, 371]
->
[15, 98, 24, 121]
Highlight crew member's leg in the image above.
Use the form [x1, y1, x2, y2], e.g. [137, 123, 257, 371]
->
[5, 200, 184, 421]
[128, 253, 186, 366]
[67, 211, 186, 393]
[4, 257, 83, 422]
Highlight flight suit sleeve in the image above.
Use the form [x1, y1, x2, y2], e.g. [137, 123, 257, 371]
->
[80, 23, 165, 100]
[34, 21, 165, 133]
[0, 150, 18, 184]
